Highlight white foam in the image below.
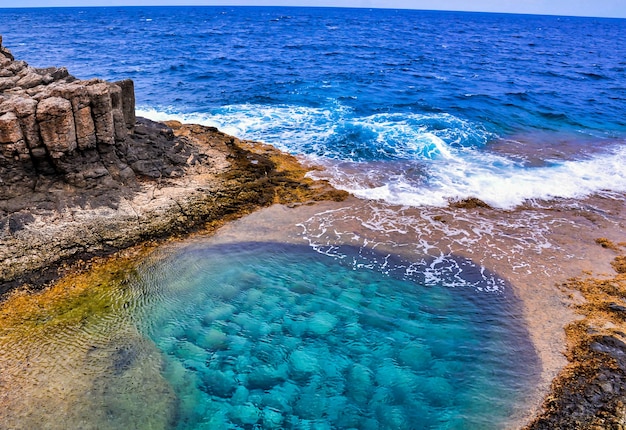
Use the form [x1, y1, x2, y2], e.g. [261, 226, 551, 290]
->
[138, 105, 626, 209]
[329, 146, 626, 209]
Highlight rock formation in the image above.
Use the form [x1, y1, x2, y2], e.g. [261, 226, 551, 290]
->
[0, 35, 346, 292]
[0, 36, 136, 196]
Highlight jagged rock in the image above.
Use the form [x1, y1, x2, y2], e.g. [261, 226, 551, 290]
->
[0, 76, 19, 91]
[0, 35, 14, 61]
[16, 69, 44, 89]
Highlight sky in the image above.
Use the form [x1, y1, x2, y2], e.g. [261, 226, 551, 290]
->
[0, 0, 625, 19]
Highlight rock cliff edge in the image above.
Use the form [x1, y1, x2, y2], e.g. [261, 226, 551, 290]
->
[0, 36, 346, 293]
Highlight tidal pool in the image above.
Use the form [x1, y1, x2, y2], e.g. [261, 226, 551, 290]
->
[130, 241, 539, 429]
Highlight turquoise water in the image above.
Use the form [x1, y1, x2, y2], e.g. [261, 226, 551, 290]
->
[133, 242, 538, 429]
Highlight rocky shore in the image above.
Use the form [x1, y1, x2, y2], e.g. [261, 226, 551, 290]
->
[0, 36, 345, 294]
[525, 241, 626, 429]
[2, 35, 626, 429]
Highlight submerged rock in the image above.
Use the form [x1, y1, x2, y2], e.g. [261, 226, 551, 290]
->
[289, 348, 319, 376]
[201, 369, 237, 398]
[246, 364, 289, 390]
[229, 403, 261, 426]
[307, 311, 338, 335]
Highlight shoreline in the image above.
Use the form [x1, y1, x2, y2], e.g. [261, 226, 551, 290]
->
[3, 35, 626, 428]
[2, 121, 626, 427]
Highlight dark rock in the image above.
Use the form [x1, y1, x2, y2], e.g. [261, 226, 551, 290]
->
[609, 302, 626, 316]
[115, 79, 136, 129]
[526, 334, 626, 429]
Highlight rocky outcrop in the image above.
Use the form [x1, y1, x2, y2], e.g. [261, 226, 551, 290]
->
[0, 36, 136, 196]
[0, 36, 347, 293]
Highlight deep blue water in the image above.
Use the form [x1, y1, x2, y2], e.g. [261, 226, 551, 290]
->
[1, 6, 626, 207]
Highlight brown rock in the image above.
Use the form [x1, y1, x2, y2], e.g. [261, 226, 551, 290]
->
[36, 96, 77, 158]
[0, 111, 26, 159]
[6, 60, 27, 75]
[58, 84, 97, 150]
[0, 76, 19, 91]
[0, 36, 14, 61]
[87, 82, 115, 146]
[75, 104, 97, 150]
[16, 69, 44, 89]
[109, 84, 127, 142]
[8, 96, 41, 149]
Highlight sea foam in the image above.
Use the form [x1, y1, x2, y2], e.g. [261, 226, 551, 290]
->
[138, 105, 626, 209]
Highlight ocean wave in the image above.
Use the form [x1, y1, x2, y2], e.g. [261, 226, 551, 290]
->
[309, 145, 626, 209]
[138, 105, 626, 209]
[138, 104, 493, 161]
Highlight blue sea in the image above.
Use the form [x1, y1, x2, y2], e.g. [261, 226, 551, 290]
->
[2, 6, 626, 208]
[1, 6, 626, 430]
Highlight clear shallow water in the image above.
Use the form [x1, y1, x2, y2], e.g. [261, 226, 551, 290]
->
[1, 6, 625, 208]
[132, 242, 538, 429]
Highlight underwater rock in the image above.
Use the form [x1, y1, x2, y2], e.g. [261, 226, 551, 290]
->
[293, 390, 328, 421]
[233, 312, 271, 339]
[289, 348, 319, 376]
[262, 381, 299, 414]
[230, 385, 249, 405]
[346, 363, 374, 405]
[201, 369, 237, 398]
[376, 405, 409, 429]
[397, 343, 433, 372]
[284, 315, 308, 337]
[246, 364, 289, 390]
[290, 280, 316, 294]
[229, 403, 261, 426]
[307, 311, 338, 336]
[338, 289, 364, 307]
[202, 303, 236, 325]
[196, 328, 228, 351]
[172, 340, 209, 363]
[262, 407, 284, 429]
[419, 375, 455, 408]
[242, 288, 263, 308]
[214, 283, 241, 300]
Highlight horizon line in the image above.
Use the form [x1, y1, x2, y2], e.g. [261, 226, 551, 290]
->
[0, 4, 625, 20]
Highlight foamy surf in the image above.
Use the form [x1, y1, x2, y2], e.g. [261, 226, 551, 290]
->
[138, 105, 626, 209]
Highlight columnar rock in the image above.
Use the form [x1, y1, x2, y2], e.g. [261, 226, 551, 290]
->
[87, 82, 116, 146]
[0, 111, 26, 160]
[36, 96, 77, 159]
[116, 79, 136, 129]
[109, 84, 127, 142]
[0, 34, 137, 185]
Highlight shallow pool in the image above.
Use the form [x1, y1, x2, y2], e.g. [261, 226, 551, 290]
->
[132, 241, 538, 429]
